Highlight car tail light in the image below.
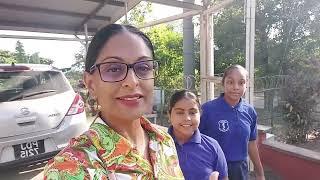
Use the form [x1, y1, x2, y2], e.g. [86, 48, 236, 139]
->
[66, 94, 84, 116]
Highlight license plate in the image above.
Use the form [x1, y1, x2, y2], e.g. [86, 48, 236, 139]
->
[13, 140, 45, 159]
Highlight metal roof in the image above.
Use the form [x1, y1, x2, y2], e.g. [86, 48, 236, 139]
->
[0, 0, 142, 36]
[0, 0, 207, 39]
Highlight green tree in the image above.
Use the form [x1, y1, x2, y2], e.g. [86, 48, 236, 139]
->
[146, 25, 184, 89]
[213, 0, 320, 75]
[255, 0, 320, 125]
[121, 1, 152, 26]
[214, 1, 246, 73]
[39, 57, 54, 65]
[212, 0, 320, 143]
[29, 52, 41, 64]
[255, 0, 320, 76]
[15, 40, 27, 63]
[72, 47, 86, 70]
[67, 47, 86, 89]
[281, 57, 320, 143]
[28, 52, 54, 65]
[0, 50, 16, 64]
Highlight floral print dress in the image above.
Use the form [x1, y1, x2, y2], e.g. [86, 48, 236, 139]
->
[44, 116, 184, 180]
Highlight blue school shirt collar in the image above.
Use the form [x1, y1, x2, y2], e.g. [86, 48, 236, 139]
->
[168, 126, 201, 144]
[218, 93, 245, 112]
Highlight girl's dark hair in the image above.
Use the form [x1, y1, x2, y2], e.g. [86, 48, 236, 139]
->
[85, 24, 155, 72]
[221, 64, 248, 84]
[168, 90, 201, 114]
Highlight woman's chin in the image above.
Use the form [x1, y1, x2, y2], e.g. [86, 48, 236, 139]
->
[120, 111, 145, 121]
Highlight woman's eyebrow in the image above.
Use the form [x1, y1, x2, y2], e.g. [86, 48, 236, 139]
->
[99, 56, 153, 63]
[100, 56, 125, 62]
[137, 56, 153, 60]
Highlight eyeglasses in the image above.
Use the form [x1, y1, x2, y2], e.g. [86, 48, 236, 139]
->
[89, 60, 158, 82]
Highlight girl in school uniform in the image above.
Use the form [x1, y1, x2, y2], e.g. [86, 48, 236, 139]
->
[199, 65, 265, 180]
[168, 90, 228, 180]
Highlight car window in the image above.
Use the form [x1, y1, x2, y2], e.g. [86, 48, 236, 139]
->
[0, 70, 72, 102]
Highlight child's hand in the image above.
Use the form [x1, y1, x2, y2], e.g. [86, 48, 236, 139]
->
[209, 171, 219, 180]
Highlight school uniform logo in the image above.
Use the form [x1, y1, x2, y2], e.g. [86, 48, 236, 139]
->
[218, 120, 229, 132]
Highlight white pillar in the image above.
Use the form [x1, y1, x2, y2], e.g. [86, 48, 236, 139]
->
[200, 9, 214, 103]
[200, 12, 207, 103]
[207, 13, 214, 100]
[245, 0, 256, 105]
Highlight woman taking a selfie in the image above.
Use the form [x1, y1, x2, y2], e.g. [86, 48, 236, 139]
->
[44, 24, 184, 180]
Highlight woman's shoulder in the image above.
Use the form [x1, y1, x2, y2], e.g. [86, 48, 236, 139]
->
[50, 131, 96, 161]
[43, 131, 105, 179]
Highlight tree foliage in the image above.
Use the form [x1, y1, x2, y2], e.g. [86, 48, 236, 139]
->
[0, 41, 53, 65]
[281, 57, 320, 143]
[214, 1, 246, 73]
[120, 1, 152, 26]
[213, 0, 320, 143]
[15, 40, 27, 63]
[146, 25, 184, 89]
[0, 50, 16, 64]
[255, 0, 320, 76]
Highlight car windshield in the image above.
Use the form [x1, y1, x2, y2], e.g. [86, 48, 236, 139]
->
[0, 70, 71, 102]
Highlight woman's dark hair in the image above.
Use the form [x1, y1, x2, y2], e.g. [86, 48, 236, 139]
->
[221, 64, 248, 84]
[168, 89, 201, 114]
[85, 24, 155, 72]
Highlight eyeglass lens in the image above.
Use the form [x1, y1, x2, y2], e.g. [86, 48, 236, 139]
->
[98, 61, 156, 82]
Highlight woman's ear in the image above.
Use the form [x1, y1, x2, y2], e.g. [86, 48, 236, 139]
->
[83, 72, 96, 97]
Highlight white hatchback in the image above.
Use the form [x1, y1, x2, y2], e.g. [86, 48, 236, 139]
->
[0, 64, 88, 168]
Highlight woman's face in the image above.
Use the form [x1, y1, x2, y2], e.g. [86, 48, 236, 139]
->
[223, 68, 247, 105]
[85, 32, 154, 122]
[169, 97, 200, 139]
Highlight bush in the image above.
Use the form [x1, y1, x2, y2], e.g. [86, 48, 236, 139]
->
[280, 58, 320, 144]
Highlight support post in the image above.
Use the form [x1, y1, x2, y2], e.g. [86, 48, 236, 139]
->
[183, 0, 195, 90]
[199, 3, 215, 103]
[200, 12, 207, 103]
[245, 0, 256, 105]
[206, 13, 214, 100]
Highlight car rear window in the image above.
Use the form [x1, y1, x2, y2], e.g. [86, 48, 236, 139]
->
[0, 70, 72, 102]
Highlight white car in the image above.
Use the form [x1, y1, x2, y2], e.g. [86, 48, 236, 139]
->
[0, 63, 88, 168]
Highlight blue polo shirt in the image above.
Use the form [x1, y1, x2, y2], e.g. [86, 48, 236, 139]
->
[168, 127, 228, 180]
[199, 94, 257, 162]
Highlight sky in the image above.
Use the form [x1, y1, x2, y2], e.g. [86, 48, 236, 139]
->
[0, 3, 183, 69]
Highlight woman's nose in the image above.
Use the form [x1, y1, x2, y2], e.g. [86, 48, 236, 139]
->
[122, 69, 139, 88]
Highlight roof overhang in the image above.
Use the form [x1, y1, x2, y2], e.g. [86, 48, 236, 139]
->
[0, 0, 205, 37]
[0, 0, 142, 36]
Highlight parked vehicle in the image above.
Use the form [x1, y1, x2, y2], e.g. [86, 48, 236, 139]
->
[0, 63, 88, 168]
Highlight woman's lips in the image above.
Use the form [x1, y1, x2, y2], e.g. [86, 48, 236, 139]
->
[116, 94, 143, 107]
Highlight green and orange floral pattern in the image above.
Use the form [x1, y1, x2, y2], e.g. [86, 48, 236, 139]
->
[44, 116, 184, 180]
